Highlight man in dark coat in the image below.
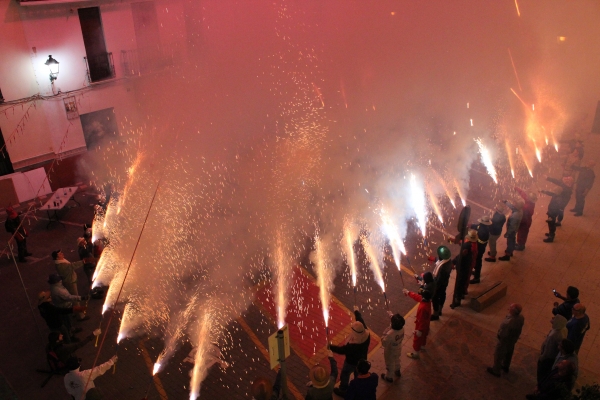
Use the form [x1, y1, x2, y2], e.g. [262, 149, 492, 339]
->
[571, 161, 595, 216]
[485, 203, 507, 262]
[541, 176, 573, 243]
[487, 303, 525, 376]
[450, 231, 477, 309]
[4, 206, 31, 262]
[430, 246, 452, 320]
[470, 216, 491, 284]
[552, 286, 580, 320]
[330, 308, 370, 397]
[38, 291, 86, 343]
[498, 199, 523, 261]
[526, 360, 575, 400]
[567, 304, 590, 354]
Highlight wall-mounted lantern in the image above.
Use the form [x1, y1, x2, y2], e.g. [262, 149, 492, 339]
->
[44, 55, 60, 83]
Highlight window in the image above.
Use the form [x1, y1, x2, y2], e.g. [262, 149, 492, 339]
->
[78, 7, 115, 83]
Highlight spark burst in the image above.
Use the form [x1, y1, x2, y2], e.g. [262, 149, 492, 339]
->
[475, 138, 498, 183]
[189, 307, 214, 400]
[360, 235, 385, 292]
[409, 174, 427, 237]
[342, 219, 358, 287]
[313, 234, 334, 328]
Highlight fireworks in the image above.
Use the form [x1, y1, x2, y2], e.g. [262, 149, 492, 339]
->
[475, 138, 498, 184]
[505, 140, 515, 178]
[342, 219, 358, 287]
[189, 307, 214, 400]
[360, 235, 385, 293]
[453, 179, 467, 207]
[153, 362, 161, 375]
[426, 185, 444, 223]
[274, 235, 290, 329]
[313, 234, 334, 328]
[409, 174, 427, 237]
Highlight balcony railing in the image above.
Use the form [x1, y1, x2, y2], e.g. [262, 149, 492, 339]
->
[84, 52, 115, 83]
[121, 43, 181, 77]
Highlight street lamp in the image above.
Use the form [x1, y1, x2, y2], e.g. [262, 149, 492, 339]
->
[44, 55, 60, 83]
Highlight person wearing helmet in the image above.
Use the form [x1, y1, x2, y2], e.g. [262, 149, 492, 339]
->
[429, 246, 452, 320]
[498, 199, 523, 261]
[402, 288, 432, 359]
[380, 313, 405, 382]
[540, 176, 573, 243]
[514, 187, 537, 251]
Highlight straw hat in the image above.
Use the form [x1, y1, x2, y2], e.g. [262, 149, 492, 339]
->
[309, 364, 330, 388]
[465, 229, 478, 242]
[349, 321, 369, 344]
[477, 216, 492, 225]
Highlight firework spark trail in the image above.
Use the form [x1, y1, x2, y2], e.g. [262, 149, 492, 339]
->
[453, 179, 467, 206]
[380, 209, 406, 268]
[342, 219, 358, 286]
[505, 139, 516, 178]
[313, 234, 334, 329]
[475, 138, 498, 184]
[514, 0, 521, 16]
[189, 307, 214, 400]
[507, 48, 522, 91]
[511, 88, 530, 109]
[360, 235, 385, 293]
[425, 184, 444, 223]
[117, 152, 144, 215]
[409, 174, 427, 237]
[518, 147, 534, 177]
[274, 233, 290, 329]
[431, 169, 456, 208]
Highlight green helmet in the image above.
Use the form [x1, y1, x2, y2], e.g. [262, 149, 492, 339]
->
[437, 245, 451, 260]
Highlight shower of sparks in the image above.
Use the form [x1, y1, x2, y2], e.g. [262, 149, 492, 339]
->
[314, 234, 334, 328]
[432, 169, 456, 208]
[361, 235, 385, 292]
[274, 235, 290, 329]
[505, 140, 515, 178]
[426, 185, 444, 223]
[409, 174, 427, 237]
[518, 147, 534, 177]
[550, 130, 559, 151]
[342, 219, 358, 287]
[475, 138, 498, 184]
[535, 146, 542, 163]
[380, 209, 406, 264]
[189, 307, 214, 400]
[153, 363, 161, 376]
[117, 333, 125, 344]
[453, 179, 467, 206]
[507, 48, 522, 91]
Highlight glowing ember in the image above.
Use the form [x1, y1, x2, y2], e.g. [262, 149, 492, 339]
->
[361, 235, 385, 292]
[153, 362, 161, 376]
[475, 138, 498, 183]
[117, 333, 125, 343]
[409, 174, 427, 237]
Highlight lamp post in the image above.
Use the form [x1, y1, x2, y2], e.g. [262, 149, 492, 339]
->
[44, 55, 59, 93]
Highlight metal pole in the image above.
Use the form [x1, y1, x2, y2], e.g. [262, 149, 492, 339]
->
[353, 286, 357, 307]
[277, 329, 289, 400]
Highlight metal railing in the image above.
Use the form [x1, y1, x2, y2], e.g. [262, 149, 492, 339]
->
[84, 52, 115, 83]
[120, 43, 181, 77]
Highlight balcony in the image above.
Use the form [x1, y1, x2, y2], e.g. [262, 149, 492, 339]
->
[121, 43, 181, 77]
[84, 52, 115, 83]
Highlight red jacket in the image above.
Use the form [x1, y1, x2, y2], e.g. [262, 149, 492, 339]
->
[408, 292, 432, 332]
[515, 186, 535, 224]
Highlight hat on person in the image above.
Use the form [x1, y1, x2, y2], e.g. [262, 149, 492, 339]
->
[349, 321, 369, 344]
[250, 377, 272, 400]
[309, 364, 330, 388]
[51, 249, 61, 260]
[77, 237, 87, 246]
[465, 229, 478, 242]
[66, 357, 80, 371]
[48, 273, 62, 284]
[38, 291, 51, 304]
[477, 215, 492, 225]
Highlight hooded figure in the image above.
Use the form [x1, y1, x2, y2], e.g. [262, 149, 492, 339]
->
[403, 288, 432, 359]
[380, 313, 405, 382]
[514, 187, 537, 250]
[4, 206, 30, 262]
[499, 199, 523, 261]
[537, 315, 568, 385]
[431, 246, 452, 320]
[330, 309, 370, 397]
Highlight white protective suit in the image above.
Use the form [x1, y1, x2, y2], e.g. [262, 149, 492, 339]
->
[381, 325, 404, 376]
[64, 357, 115, 399]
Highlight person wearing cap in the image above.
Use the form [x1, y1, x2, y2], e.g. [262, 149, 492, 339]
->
[380, 312, 405, 382]
[571, 161, 596, 216]
[402, 287, 432, 359]
[487, 303, 524, 377]
[469, 216, 491, 284]
[514, 187, 537, 251]
[536, 315, 567, 386]
[53, 250, 87, 320]
[552, 286, 580, 320]
[250, 369, 282, 400]
[566, 304, 590, 354]
[48, 274, 88, 326]
[540, 176, 573, 243]
[305, 350, 337, 399]
[450, 231, 477, 308]
[38, 291, 87, 344]
[430, 245, 452, 320]
[64, 355, 117, 399]
[498, 199, 523, 261]
[47, 328, 100, 368]
[330, 307, 370, 397]
[344, 359, 378, 400]
[4, 206, 31, 262]
[485, 204, 507, 263]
